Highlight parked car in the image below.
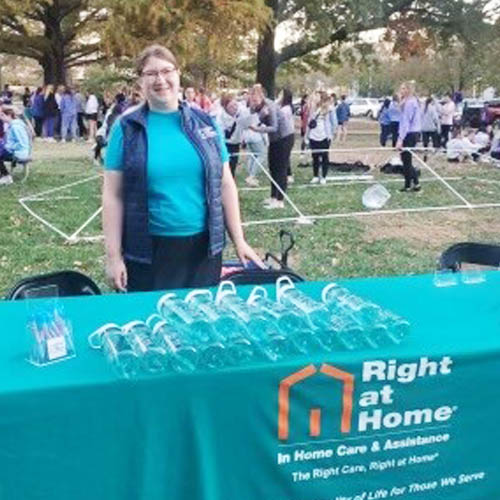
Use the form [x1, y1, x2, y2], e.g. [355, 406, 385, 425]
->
[347, 98, 380, 119]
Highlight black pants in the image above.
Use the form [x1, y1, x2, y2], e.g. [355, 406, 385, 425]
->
[0, 151, 13, 177]
[125, 232, 222, 292]
[422, 131, 440, 149]
[269, 135, 294, 201]
[77, 112, 87, 138]
[34, 117, 44, 137]
[492, 152, 500, 160]
[401, 132, 419, 189]
[310, 138, 330, 178]
[380, 124, 391, 147]
[441, 125, 452, 148]
[390, 121, 399, 147]
[226, 143, 240, 177]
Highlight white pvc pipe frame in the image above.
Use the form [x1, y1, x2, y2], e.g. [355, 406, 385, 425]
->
[17, 147, 500, 242]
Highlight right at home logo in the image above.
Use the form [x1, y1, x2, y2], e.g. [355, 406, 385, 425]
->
[278, 356, 457, 442]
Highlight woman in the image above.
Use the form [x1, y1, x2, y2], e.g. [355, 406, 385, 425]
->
[85, 91, 99, 143]
[335, 95, 350, 143]
[103, 44, 262, 292]
[388, 95, 401, 147]
[439, 94, 455, 148]
[421, 97, 441, 159]
[247, 84, 279, 207]
[60, 86, 78, 142]
[219, 94, 245, 177]
[298, 94, 309, 165]
[0, 106, 31, 186]
[378, 98, 391, 147]
[31, 87, 45, 137]
[396, 81, 422, 192]
[263, 87, 295, 209]
[42, 85, 58, 142]
[306, 92, 337, 185]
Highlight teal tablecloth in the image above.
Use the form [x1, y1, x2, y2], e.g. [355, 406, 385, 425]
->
[0, 273, 499, 500]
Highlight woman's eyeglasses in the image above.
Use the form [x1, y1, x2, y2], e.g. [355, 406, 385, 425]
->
[142, 67, 177, 80]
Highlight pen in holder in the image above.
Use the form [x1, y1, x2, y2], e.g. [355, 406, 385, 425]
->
[25, 285, 76, 366]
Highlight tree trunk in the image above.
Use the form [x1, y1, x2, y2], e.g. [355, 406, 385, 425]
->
[256, 22, 278, 98]
[41, 54, 67, 85]
[41, 4, 68, 85]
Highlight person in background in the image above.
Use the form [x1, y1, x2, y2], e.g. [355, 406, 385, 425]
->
[490, 130, 500, 161]
[22, 87, 32, 120]
[378, 98, 391, 147]
[94, 93, 129, 165]
[306, 91, 337, 185]
[0, 106, 31, 185]
[128, 86, 143, 107]
[388, 94, 401, 147]
[74, 87, 87, 139]
[241, 94, 266, 187]
[54, 84, 64, 138]
[335, 95, 350, 143]
[421, 96, 441, 160]
[439, 94, 455, 148]
[60, 86, 78, 142]
[219, 94, 246, 177]
[102, 44, 262, 291]
[42, 84, 58, 142]
[248, 83, 279, 207]
[31, 87, 45, 138]
[453, 89, 463, 105]
[447, 127, 480, 163]
[480, 103, 492, 128]
[298, 94, 310, 165]
[265, 87, 295, 208]
[85, 91, 99, 143]
[396, 81, 422, 192]
[475, 125, 491, 153]
[1, 85, 13, 105]
[184, 87, 200, 109]
[197, 88, 212, 113]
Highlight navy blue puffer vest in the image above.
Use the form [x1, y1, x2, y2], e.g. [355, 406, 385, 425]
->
[120, 102, 225, 264]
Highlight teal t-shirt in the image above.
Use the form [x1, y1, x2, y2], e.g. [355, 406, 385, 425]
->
[104, 109, 229, 236]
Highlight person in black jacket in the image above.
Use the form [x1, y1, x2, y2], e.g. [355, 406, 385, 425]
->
[42, 85, 59, 142]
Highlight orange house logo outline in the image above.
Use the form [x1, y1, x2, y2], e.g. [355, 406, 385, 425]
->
[278, 364, 355, 440]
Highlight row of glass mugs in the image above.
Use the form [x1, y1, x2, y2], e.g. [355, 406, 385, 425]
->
[88, 279, 410, 377]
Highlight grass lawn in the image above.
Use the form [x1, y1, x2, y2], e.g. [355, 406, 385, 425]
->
[2, 119, 500, 296]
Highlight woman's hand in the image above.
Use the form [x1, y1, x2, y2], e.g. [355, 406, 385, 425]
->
[234, 239, 266, 269]
[106, 256, 127, 292]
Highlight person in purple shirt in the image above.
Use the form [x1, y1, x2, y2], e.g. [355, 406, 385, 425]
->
[396, 81, 422, 192]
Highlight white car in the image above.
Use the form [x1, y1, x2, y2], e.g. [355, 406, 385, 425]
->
[348, 98, 380, 119]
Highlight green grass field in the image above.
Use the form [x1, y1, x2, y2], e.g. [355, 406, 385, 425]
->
[2, 119, 500, 296]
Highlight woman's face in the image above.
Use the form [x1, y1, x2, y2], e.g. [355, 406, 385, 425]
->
[226, 100, 238, 116]
[249, 91, 263, 108]
[399, 84, 409, 99]
[140, 55, 180, 109]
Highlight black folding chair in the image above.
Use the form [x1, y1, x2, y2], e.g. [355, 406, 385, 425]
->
[438, 242, 500, 272]
[5, 270, 101, 300]
[221, 230, 305, 285]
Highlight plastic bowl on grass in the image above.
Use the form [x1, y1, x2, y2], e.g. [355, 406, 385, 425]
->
[362, 183, 391, 210]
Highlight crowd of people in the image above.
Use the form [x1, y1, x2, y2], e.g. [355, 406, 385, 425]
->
[2, 76, 499, 195]
[377, 91, 500, 166]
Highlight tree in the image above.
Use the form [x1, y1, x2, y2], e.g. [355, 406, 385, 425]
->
[0, 0, 107, 85]
[102, 0, 269, 89]
[257, 0, 499, 97]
